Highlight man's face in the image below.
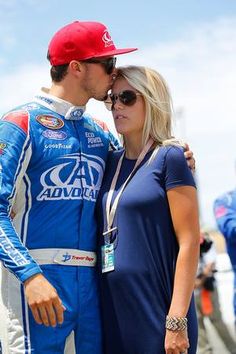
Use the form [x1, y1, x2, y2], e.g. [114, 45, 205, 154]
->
[80, 57, 117, 101]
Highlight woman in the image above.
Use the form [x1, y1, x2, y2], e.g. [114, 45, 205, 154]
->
[96, 66, 200, 354]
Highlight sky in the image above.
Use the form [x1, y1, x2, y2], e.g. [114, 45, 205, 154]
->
[0, 0, 236, 228]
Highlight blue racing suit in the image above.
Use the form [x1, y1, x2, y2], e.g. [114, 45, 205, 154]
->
[213, 190, 236, 322]
[0, 90, 119, 354]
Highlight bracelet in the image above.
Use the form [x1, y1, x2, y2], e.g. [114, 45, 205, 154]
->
[165, 316, 188, 331]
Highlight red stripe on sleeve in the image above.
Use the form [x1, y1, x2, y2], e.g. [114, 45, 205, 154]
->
[2, 111, 29, 134]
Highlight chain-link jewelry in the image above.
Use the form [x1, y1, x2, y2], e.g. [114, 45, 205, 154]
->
[165, 316, 188, 331]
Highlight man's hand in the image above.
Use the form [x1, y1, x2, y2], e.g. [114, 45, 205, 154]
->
[24, 273, 66, 327]
[184, 143, 196, 172]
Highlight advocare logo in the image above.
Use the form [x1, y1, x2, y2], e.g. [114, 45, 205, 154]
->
[36, 153, 105, 202]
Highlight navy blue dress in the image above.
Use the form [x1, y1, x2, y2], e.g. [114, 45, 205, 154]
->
[96, 146, 198, 354]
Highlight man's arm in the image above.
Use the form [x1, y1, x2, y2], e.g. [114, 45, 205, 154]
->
[0, 111, 42, 280]
[213, 192, 236, 242]
[0, 111, 65, 326]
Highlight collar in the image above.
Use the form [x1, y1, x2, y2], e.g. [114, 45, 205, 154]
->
[34, 87, 86, 120]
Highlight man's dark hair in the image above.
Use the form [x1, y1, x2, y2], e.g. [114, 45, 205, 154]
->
[47, 51, 69, 82]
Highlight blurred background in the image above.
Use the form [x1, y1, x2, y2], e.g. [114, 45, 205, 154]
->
[0, 1, 235, 352]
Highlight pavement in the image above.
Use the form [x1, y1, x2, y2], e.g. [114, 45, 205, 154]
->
[0, 253, 235, 353]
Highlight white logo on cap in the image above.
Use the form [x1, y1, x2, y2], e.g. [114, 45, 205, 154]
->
[102, 30, 114, 48]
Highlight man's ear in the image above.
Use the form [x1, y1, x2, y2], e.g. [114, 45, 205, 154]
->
[70, 61, 82, 72]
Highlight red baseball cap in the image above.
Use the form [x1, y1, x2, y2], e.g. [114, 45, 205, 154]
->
[48, 21, 137, 66]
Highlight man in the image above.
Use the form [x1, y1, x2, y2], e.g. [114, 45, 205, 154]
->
[194, 232, 236, 354]
[0, 20, 137, 354]
[214, 191, 236, 329]
[0, 21, 195, 353]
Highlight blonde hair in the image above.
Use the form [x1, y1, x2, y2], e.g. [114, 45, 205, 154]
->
[115, 66, 183, 150]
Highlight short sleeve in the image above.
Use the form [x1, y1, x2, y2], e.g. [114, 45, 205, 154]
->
[163, 146, 196, 190]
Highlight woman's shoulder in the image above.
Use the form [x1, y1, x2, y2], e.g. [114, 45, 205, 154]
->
[158, 144, 195, 188]
[159, 144, 184, 156]
[153, 144, 185, 164]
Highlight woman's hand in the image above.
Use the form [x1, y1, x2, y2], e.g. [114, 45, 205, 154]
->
[165, 328, 190, 354]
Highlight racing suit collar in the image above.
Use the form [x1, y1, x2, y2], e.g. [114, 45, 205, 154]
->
[34, 87, 86, 120]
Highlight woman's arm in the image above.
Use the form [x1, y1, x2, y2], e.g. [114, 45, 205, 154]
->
[167, 185, 200, 316]
[165, 185, 200, 353]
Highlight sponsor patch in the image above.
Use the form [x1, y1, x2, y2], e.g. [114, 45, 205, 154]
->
[0, 143, 7, 155]
[61, 252, 95, 263]
[70, 108, 84, 119]
[0, 228, 30, 266]
[35, 95, 54, 105]
[44, 143, 72, 149]
[102, 30, 114, 48]
[37, 153, 105, 202]
[85, 132, 104, 148]
[36, 115, 64, 130]
[21, 103, 39, 111]
[42, 129, 67, 140]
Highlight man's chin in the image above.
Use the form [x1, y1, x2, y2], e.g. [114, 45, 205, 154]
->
[102, 94, 108, 101]
[95, 94, 108, 102]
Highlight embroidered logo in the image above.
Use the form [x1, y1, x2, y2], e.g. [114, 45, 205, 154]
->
[37, 153, 105, 202]
[102, 30, 114, 47]
[36, 115, 64, 130]
[85, 132, 104, 148]
[35, 95, 54, 105]
[61, 252, 94, 263]
[44, 143, 72, 149]
[42, 130, 67, 140]
[70, 109, 84, 119]
[0, 228, 30, 266]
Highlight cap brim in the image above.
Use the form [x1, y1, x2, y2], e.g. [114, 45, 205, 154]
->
[94, 48, 138, 58]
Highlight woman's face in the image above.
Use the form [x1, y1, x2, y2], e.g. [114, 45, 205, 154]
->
[111, 78, 146, 138]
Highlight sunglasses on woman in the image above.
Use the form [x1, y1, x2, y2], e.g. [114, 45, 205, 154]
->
[104, 90, 142, 111]
[82, 57, 117, 75]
